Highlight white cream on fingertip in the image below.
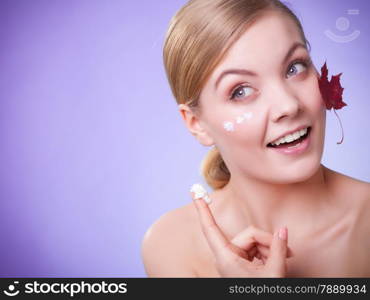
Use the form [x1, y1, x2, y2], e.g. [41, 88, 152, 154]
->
[190, 183, 212, 204]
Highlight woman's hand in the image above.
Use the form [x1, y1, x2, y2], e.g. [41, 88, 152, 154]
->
[191, 188, 293, 277]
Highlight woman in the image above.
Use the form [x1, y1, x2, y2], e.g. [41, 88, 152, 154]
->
[141, 0, 370, 277]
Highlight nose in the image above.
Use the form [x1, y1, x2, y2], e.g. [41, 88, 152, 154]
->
[269, 83, 302, 123]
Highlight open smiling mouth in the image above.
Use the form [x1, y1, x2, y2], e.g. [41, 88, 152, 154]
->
[267, 126, 312, 149]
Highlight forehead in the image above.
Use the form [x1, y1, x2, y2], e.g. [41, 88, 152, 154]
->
[211, 11, 303, 76]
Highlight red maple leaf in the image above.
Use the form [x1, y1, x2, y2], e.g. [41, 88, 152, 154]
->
[318, 62, 347, 144]
[318, 62, 347, 110]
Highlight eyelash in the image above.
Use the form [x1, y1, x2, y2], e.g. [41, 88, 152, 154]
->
[228, 57, 312, 101]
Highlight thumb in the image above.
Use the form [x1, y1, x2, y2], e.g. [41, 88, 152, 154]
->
[266, 227, 288, 277]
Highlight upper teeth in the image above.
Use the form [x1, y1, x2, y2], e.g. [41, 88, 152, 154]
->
[270, 127, 308, 146]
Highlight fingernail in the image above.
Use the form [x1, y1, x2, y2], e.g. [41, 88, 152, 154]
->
[278, 227, 287, 240]
[190, 183, 212, 204]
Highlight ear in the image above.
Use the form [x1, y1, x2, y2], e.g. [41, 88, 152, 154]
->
[178, 104, 214, 146]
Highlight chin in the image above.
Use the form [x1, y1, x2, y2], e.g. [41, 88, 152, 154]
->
[267, 157, 322, 185]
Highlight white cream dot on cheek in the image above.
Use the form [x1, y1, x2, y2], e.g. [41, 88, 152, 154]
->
[243, 112, 253, 120]
[236, 116, 244, 124]
[223, 121, 235, 132]
[223, 111, 254, 132]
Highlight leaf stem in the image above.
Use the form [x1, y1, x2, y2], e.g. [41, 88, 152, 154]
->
[333, 109, 344, 144]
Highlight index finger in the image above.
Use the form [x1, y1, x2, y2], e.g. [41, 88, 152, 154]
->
[190, 185, 230, 259]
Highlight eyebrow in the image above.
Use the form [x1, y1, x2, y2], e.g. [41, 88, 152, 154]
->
[214, 41, 307, 90]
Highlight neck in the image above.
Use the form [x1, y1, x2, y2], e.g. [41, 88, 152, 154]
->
[222, 164, 331, 234]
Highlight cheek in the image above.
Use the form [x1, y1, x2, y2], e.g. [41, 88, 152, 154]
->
[214, 109, 264, 170]
[222, 111, 254, 133]
[205, 108, 259, 149]
[302, 75, 325, 112]
[212, 109, 263, 154]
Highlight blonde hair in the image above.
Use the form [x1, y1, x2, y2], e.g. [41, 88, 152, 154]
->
[163, 0, 310, 190]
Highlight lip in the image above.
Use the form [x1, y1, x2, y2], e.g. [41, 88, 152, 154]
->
[268, 127, 312, 155]
[267, 124, 310, 145]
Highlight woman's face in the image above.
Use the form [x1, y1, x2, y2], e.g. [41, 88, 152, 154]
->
[197, 11, 326, 184]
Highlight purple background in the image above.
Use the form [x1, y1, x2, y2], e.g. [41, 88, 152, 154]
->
[0, 0, 369, 277]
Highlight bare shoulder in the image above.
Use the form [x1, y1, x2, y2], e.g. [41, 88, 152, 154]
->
[325, 165, 370, 226]
[141, 202, 198, 277]
[325, 165, 370, 201]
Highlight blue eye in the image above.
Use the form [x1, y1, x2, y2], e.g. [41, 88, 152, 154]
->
[287, 61, 307, 78]
[230, 85, 254, 100]
[228, 58, 311, 101]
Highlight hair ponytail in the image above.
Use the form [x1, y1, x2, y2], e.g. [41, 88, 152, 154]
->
[201, 147, 230, 189]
